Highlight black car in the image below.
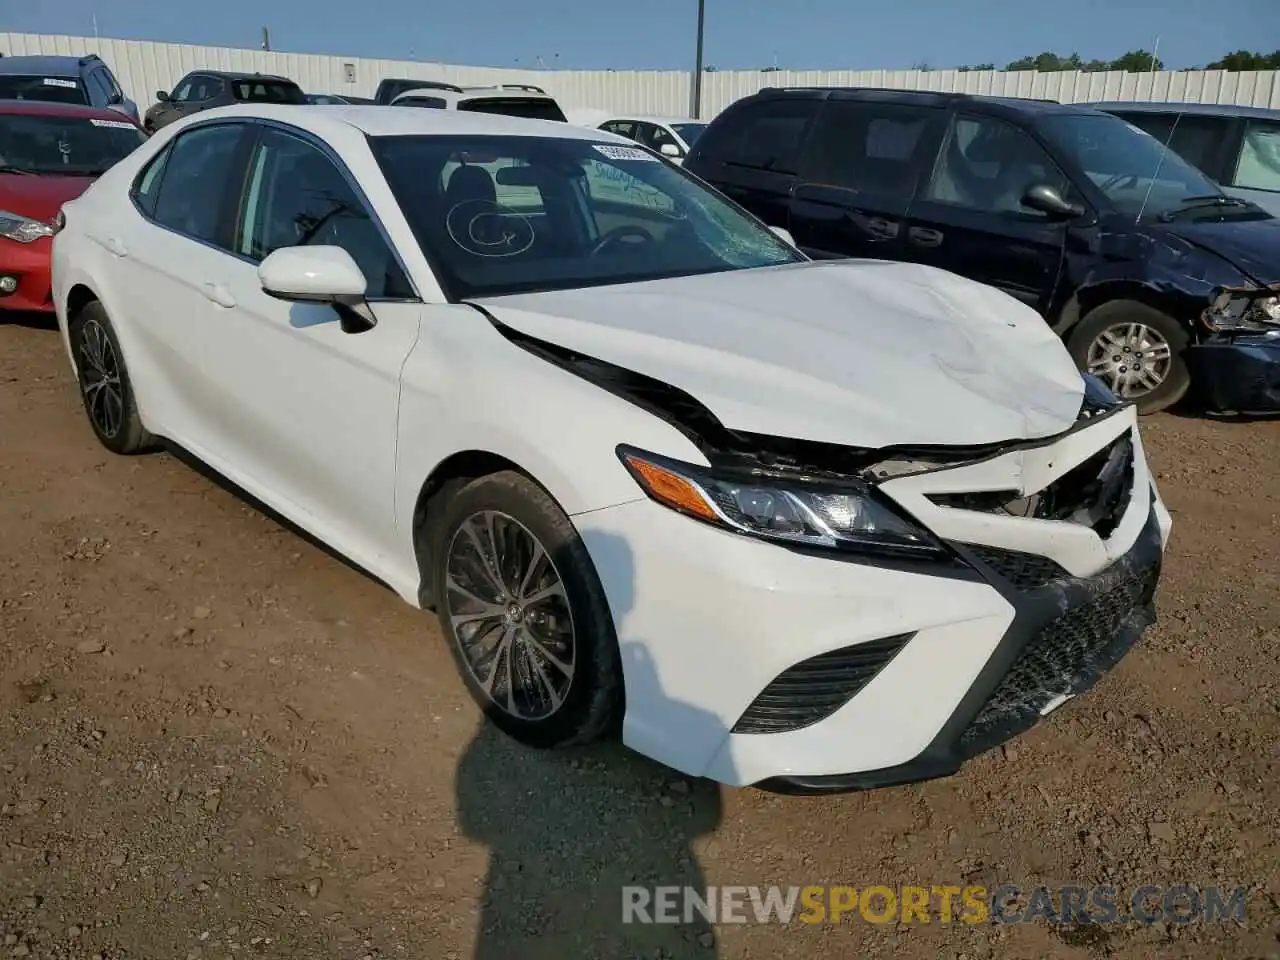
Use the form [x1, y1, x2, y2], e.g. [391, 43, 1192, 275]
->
[144, 71, 307, 132]
[374, 78, 445, 105]
[684, 88, 1280, 414]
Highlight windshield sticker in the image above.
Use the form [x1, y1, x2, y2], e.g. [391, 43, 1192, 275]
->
[89, 118, 137, 129]
[593, 143, 658, 162]
[43, 78, 80, 88]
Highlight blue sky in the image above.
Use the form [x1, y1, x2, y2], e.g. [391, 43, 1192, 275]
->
[8, 0, 1277, 71]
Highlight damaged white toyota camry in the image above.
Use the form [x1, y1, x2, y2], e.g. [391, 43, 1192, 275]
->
[51, 105, 1172, 792]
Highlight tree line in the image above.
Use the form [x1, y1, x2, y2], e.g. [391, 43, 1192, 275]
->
[948, 48, 1280, 73]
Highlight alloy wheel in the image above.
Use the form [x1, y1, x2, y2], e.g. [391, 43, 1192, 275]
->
[1086, 321, 1173, 400]
[78, 318, 124, 439]
[444, 510, 576, 721]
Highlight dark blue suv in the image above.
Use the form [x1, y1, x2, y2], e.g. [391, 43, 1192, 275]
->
[0, 54, 140, 125]
[685, 88, 1280, 415]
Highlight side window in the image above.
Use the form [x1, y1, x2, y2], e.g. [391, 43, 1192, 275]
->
[238, 128, 412, 298]
[924, 114, 1071, 216]
[643, 124, 682, 155]
[151, 124, 246, 244]
[695, 99, 817, 174]
[170, 79, 194, 103]
[800, 101, 940, 197]
[102, 69, 124, 101]
[603, 121, 637, 141]
[1166, 116, 1231, 179]
[399, 96, 447, 108]
[1115, 112, 1176, 146]
[132, 146, 172, 217]
[188, 77, 215, 102]
[1233, 119, 1280, 192]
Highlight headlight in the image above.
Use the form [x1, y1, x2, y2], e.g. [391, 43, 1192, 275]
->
[0, 210, 54, 244]
[618, 446, 946, 558]
[1202, 285, 1280, 334]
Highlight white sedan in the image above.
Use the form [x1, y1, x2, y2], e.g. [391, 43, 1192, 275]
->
[593, 115, 708, 164]
[50, 104, 1171, 792]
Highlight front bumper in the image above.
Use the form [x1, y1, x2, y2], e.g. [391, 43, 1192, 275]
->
[0, 237, 54, 313]
[575, 404, 1171, 790]
[1187, 335, 1280, 414]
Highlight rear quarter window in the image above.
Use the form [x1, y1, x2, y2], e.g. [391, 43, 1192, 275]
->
[458, 97, 567, 123]
[691, 99, 817, 174]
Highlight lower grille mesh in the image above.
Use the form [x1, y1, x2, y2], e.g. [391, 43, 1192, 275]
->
[967, 544, 1071, 591]
[733, 634, 912, 734]
[959, 558, 1159, 752]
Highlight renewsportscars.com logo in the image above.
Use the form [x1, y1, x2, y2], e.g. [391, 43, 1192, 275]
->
[622, 884, 1249, 926]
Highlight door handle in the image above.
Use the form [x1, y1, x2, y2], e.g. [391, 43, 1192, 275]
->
[862, 215, 900, 240]
[200, 282, 237, 309]
[908, 226, 944, 248]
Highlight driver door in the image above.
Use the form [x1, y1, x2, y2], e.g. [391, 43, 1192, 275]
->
[902, 112, 1072, 316]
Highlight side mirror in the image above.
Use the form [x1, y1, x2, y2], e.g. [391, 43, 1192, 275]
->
[155, 90, 171, 102]
[769, 225, 797, 246]
[259, 246, 375, 334]
[659, 142, 681, 158]
[1022, 183, 1084, 219]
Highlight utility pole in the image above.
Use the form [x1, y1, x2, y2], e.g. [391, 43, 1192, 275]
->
[689, 0, 706, 118]
[261, 26, 271, 52]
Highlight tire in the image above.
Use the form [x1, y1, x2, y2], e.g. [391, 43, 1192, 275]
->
[69, 301, 156, 455]
[429, 471, 623, 749]
[1067, 300, 1190, 415]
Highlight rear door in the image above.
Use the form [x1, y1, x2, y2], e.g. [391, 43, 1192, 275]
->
[682, 97, 818, 233]
[788, 97, 945, 260]
[902, 111, 1072, 315]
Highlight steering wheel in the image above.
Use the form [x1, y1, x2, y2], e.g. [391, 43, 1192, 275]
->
[1100, 172, 1138, 191]
[590, 225, 656, 257]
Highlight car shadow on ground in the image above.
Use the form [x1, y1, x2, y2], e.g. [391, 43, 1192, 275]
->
[456, 531, 728, 959]
[0, 309, 59, 330]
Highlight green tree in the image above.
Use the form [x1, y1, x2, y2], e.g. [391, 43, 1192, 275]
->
[1109, 49, 1163, 71]
[1206, 49, 1280, 69]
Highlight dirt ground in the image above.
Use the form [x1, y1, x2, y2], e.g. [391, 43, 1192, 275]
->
[1, 314, 1277, 960]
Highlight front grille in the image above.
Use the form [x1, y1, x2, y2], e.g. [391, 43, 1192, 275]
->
[966, 544, 1071, 591]
[929, 431, 1134, 539]
[733, 634, 912, 734]
[958, 557, 1159, 753]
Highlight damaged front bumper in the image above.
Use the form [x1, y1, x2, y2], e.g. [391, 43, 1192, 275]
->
[578, 403, 1172, 792]
[1193, 284, 1280, 413]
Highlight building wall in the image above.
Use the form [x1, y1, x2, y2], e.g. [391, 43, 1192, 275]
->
[3, 31, 1278, 116]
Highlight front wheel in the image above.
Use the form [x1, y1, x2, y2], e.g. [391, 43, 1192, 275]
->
[429, 471, 623, 749]
[1067, 300, 1190, 415]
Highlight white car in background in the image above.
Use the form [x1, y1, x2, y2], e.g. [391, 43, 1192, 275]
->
[390, 81, 567, 123]
[594, 114, 709, 164]
[50, 104, 1170, 793]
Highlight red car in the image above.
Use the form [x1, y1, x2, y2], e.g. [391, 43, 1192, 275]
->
[0, 99, 145, 313]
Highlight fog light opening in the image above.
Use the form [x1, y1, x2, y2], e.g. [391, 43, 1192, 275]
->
[0, 275, 19, 296]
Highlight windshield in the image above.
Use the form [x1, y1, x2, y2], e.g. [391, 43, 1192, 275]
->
[0, 75, 89, 106]
[1037, 112, 1226, 217]
[0, 113, 145, 175]
[459, 98, 568, 123]
[232, 80, 306, 104]
[373, 134, 802, 299]
[670, 122, 707, 146]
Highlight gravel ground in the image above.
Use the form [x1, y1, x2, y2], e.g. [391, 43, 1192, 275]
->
[1, 315, 1278, 960]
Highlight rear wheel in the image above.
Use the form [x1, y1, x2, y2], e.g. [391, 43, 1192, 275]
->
[69, 301, 155, 455]
[1067, 300, 1190, 414]
[429, 471, 623, 749]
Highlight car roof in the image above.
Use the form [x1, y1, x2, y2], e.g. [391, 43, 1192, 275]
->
[1084, 100, 1280, 121]
[0, 98, 138, 124]
[747, 86, 1106, 120]
[189, 70, 296, 83]
[183, 103, 625, 140]
[393, 84, 558, 104]
[0, 55, 96, 77]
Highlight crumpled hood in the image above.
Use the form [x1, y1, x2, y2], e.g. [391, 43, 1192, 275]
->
[476, 260, 1086, 449]
[1162, 216, 1280, 285]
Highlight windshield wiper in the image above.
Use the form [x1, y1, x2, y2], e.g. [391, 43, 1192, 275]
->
[1158, 195, 1248, 221]
[0, 164, 39, 176]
